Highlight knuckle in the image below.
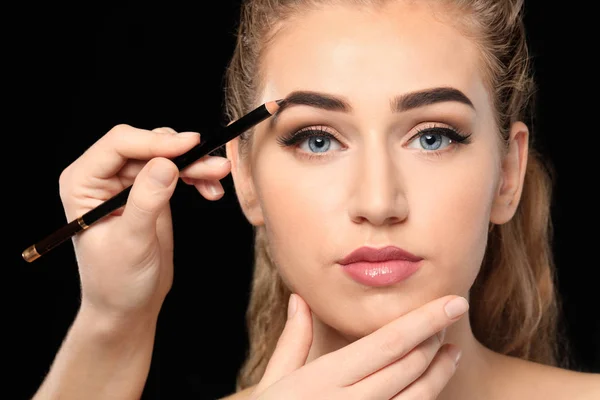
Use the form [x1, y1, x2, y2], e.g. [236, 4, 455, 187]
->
[58, 165, 71, 188]
[378, 335, 406, 359]
[108, 123, 132, 139]
[404, 347, 431, 377]
[152, 126, 177, 134]
[414, 347, 432, 373]
[424, 306, 440, 335]
[129, 188, 160, 216]
[58, 166, 74, 200]
[107, 124, 136, 147]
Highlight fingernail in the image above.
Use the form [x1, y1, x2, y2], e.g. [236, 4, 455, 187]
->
[177, 131, 200, 140]
[437, 328, 446, 343]
[446, 345, 462, 368]
[154, 126, 177, 134]
[207, 182, 224, 196]
[287, 294, 297, 319]
[204, 156, 230, 167]
[149, 161, 176, 187]
[444, 297, 469, 319]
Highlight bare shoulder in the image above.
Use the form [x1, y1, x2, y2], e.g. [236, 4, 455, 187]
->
[542, 367, 600, 399]
[218, 385, 257, 400]
[499, 354, 600, 399]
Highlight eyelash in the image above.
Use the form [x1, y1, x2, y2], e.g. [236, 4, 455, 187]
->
[276, 124, 472, 160]
[276, 126, 341, 161]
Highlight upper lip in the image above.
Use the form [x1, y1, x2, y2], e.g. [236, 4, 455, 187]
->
[338, 245, 423, 265]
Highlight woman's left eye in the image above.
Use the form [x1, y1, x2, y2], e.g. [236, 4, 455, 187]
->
[406, 126, 471, 151]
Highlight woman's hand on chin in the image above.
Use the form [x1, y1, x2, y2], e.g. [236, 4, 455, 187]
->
[250, 293, 469, 400]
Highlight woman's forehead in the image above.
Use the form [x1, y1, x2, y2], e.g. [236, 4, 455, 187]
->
[259, 2, 488, 110]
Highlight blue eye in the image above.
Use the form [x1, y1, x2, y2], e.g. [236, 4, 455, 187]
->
[277, 128, 342, 154]
[407, 127, 471, 151]
[276, 125, 472, 157]
[300, 135, 340, 153]
[418, 133, 449, 150]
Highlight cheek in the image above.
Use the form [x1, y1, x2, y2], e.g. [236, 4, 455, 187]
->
[249, 135, 501, 337]
[410, 151, 498, 291]
[252, 153, 345, 291]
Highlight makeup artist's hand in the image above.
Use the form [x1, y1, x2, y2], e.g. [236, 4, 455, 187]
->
[249, 294, 467, 400]
[58, 125, 231, 324]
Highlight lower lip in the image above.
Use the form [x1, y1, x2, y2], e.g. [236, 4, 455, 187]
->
[340, 260, 422, 287]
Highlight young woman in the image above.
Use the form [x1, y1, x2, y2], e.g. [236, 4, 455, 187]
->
[32, 0, 600, 399]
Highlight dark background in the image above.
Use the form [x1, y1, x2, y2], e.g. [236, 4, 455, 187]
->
[10, 1, 599, 399]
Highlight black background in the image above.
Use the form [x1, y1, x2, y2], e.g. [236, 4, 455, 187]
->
[10, 1, 599, 399]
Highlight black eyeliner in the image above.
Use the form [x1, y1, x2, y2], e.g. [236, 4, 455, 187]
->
[277, 127, 338, 147]
[412, 126, 472, 144]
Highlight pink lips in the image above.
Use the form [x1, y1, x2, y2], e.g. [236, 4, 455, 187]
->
[338, 246, 423, 287]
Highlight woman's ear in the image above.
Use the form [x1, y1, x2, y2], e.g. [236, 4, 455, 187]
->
[226, 137, 265, 226]
[490, 121, 529, 224]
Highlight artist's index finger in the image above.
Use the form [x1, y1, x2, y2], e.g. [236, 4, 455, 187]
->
[72, 124, 200, 179]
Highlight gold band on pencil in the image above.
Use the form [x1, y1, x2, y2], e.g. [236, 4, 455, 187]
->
[22, 245, 41, 263]
[77, 217, 89, 230]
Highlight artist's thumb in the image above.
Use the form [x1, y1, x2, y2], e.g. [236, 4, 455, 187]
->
[121, 157, 178, 238]
[253, 293, 314, 394]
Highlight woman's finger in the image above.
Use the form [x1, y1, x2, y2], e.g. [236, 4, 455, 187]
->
[252, 294, 314, 395]
[328, 295, 468, 386]
[391, 343, 461, 400]
[348, 330, 446, 400]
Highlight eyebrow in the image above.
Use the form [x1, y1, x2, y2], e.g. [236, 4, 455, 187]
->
[393, 87, 475, 112]
[274, 87, 475, 118]
[276, 90, 351, 114]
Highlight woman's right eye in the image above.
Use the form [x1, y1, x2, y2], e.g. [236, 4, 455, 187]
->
[276, 127, 344, 155]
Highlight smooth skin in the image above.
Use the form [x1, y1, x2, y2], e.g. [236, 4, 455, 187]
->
[245, 294, 466, 400]
[32, 1, 600, 400]
[224, 1, 599, 399]
[32, 123, 465, 400]
[33, 113, 598, 400]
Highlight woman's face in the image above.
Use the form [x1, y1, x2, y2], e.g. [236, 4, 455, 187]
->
[230, 1, 523, 338]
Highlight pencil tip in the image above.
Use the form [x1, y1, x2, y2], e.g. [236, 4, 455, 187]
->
[266, 99, 284, 114]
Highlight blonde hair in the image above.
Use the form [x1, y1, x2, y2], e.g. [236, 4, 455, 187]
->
[222, 0, 572, 391]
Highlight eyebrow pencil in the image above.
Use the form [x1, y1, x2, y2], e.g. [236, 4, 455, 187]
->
[22, 99, 284, 263]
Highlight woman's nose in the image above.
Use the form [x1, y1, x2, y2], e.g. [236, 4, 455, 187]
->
[347, 151, 408, 226]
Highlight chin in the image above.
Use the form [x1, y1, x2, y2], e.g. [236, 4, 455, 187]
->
[315, 291, 427, 339]
[328, 313, 402, 340]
